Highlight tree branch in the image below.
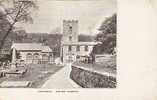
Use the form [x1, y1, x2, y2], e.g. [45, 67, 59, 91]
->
[0, 0, 37, 50]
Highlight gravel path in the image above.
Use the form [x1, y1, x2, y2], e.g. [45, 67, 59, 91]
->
[42, 63, 81, 89]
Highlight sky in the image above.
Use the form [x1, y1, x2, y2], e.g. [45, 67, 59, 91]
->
[20, 0, 116, 35]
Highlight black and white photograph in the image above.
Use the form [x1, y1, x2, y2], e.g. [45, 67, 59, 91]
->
[0, 0, 117, 88]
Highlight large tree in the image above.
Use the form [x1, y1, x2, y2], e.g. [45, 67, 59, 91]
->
[0, 12, 11, 41]
[98, 13, 116, 35]
[92, 13, 117, 54]
[0, 0, 38, 50]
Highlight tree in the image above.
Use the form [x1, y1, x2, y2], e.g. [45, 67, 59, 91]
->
[0, 0, 38, 50]
[92, 13, 117, 54]
[0, 12, 11, 41]
[15, 29, 27, 42]
[78, 34, 94, 42]
[98, 13, 116, 35]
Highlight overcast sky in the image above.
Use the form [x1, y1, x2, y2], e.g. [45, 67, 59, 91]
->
[21, 0, 116, 35]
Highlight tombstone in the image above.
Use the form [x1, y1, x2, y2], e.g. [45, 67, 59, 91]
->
[11, 48, 16, 69]
[0, 81, 31, 88]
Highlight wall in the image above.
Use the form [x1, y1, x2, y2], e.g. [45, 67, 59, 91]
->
[70, 65, 116, 88]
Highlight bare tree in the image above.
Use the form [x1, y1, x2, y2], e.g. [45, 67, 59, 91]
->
[0, 0, 38, 50]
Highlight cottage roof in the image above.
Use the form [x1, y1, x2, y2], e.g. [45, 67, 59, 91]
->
[62, 42, 101, 46]
[11, 43, 52, 52]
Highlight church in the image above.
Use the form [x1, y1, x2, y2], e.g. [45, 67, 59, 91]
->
[60, 20, 98, 63]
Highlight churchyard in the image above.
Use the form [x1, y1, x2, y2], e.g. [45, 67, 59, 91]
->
[0, 64, 64, 88]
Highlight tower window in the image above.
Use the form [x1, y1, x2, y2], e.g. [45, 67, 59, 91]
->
[77, 46, 80, 51]
[68, 45, 72, 51]
[85, 46, 88, 51]
[69, 26, 72, 34]
[69, 26, 72, 29]
[69, 36, 72, 41]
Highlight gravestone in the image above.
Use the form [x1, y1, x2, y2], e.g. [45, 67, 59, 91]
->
[11, 48, 16, 69]
[0, 81, 31, 88]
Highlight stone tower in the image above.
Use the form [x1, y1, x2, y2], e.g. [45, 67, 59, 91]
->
[62, 20, 79, 43]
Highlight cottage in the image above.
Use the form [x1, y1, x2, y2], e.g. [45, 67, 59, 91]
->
[11, 43, 53, 64]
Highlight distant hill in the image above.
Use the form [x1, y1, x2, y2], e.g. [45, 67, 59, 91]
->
[78, 34, 95, 42]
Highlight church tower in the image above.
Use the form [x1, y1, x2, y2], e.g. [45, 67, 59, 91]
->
[61, 20, 79, 63]
[62, 20, 79, 43]
[60, 19, 97, 63]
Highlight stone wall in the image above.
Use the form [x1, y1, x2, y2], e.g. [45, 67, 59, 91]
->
[70, 65, 116, 88]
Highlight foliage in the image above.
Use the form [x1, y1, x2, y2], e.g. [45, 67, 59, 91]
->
[0, 0, 38, 50]
[92, 13, 117, 54]
[78, 34, 94, 42]
[0, 12, 11, 41]
[98, 13, 116, 35]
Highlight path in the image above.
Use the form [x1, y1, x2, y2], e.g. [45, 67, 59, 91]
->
[41, 63, 81, 88]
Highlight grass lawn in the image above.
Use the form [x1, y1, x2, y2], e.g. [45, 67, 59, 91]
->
[0, 64, 64, 88]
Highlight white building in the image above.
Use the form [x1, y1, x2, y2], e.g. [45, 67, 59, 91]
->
[60, 20, 98, 63]
[11, 43, 53, 64]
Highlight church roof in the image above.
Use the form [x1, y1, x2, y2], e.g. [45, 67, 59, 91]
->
[11, 43, 52, 52]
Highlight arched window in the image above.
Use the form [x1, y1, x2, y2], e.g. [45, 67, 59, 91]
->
[33, 53, 39, 59]
[33, 53, 39, 64]
[26, 53, 32, 64]
[49, 54, 53, 64]
[42, 54, 49, 64]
